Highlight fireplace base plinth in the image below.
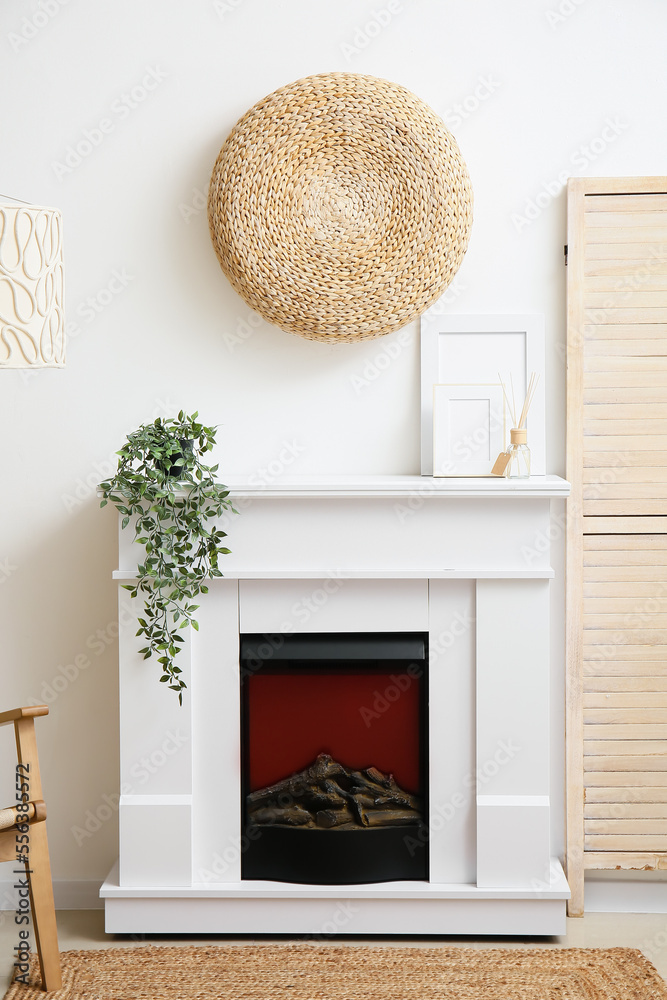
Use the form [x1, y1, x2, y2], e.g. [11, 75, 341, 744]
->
[101, 858, 569, 935]
[243, 824, 428, 884]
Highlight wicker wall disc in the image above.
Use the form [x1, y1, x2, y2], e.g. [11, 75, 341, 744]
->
[208, 73, 473, 343]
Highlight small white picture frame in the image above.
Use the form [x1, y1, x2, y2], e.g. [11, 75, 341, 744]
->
[433, 384, 505, 477]
[420, 314, 546, 476]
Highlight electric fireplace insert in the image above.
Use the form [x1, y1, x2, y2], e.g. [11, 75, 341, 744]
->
[240, 632, 428, 884]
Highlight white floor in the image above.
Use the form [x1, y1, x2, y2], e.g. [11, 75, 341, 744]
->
[2, 911, 667, 992]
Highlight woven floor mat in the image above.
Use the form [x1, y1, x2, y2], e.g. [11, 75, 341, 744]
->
[4, 944, 666, 999]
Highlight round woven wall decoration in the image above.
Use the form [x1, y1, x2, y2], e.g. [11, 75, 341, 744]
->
[208, 73, 473, 343]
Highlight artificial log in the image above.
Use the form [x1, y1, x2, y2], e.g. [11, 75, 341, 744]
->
[363, 809, 422, 827]
[348, 768, 422, 812]
[247, 753, 422, 831]
[246, 754, 348, 811]
[315, 808, 352, 829]
[250, 805, 313, 827]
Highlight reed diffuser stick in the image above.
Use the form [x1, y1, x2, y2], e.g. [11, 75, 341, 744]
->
[498, 372, 516, 427]
[517, 372, 539, 428]
[498, 371, 540, 429]
[518, 374, 532, 428]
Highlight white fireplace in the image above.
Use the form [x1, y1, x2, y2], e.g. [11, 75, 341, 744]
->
[101, 474, 571, 935]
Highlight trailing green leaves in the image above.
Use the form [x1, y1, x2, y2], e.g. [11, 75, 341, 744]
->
[99, 412, 237, 705]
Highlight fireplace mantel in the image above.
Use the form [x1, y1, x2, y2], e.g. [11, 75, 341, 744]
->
[104, 473, 569, 498]
[102, 473, 571, 935]
[222, 474, 570, 498]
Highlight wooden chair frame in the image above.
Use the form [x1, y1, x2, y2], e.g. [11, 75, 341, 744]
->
[0, 706, 61, 991]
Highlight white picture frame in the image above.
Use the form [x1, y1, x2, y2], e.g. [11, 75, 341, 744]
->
[433, 384, 505, 477]
[420, 314, 546, 476]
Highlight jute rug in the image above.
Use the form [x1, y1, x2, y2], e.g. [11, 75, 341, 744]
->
[4, 944, 666, 999]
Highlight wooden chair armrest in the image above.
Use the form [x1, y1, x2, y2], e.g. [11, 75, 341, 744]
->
[0, 706, 49, 727]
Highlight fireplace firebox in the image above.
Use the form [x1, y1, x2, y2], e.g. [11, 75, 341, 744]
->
[240, 632, 428, 884]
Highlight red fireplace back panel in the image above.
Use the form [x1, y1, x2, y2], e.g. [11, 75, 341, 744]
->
[246, 670, 422, 794]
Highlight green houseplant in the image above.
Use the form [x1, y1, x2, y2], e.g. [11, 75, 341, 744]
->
[99, 411, 236, 704]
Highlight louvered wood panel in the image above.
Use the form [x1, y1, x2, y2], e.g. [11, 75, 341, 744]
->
[566, 177, 667, 916]
[585, 356, 667, 373]
[585, 851, 667, 869]
[584, 677, 667, 690]
[586, 740, 667, 752]
[584, 725, 667, 740]
[581, 531, 667, 862]
[585, 786, 667, 803]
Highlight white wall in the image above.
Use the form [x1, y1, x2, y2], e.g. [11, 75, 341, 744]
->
[1, 0, 666, 909]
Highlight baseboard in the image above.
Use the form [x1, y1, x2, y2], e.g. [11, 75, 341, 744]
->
[585, 878, 667, 914]
[0, 880, 103, 911]
[1, 877, 666, 915]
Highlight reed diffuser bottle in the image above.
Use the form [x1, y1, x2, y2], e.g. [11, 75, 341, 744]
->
[507, 427, 531, 479]
[495, 372, 539, 480]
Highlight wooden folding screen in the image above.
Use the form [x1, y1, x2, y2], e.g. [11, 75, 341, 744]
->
[566, 177, 667, 916]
